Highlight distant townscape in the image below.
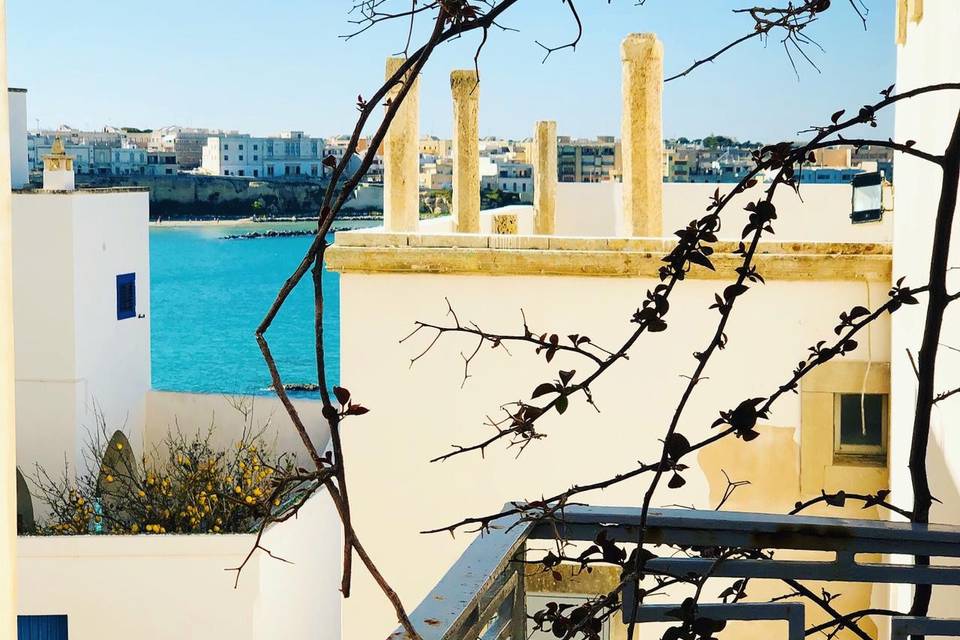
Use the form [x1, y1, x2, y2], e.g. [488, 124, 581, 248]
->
[22, 123, 893, 218]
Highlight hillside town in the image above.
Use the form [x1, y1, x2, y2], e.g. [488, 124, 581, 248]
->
[21, 124, 894, 218]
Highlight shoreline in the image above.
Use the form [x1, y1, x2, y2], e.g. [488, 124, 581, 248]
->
[150, 214, 384, 228]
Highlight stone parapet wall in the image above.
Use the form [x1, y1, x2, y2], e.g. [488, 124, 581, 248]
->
[328, 230, 891, 283]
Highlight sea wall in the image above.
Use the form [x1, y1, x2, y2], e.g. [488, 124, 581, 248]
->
[68, 174, 383, 219]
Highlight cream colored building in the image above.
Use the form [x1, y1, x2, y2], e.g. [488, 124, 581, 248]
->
[324, 29, 909, 640]
[419, 136, 451, 158]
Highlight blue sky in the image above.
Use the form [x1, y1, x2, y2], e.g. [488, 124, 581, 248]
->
[8, 1, 896, 141]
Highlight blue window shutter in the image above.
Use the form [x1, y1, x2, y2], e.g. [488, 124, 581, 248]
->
[116, 273, 136, 320]
[18, 615, 68, 639]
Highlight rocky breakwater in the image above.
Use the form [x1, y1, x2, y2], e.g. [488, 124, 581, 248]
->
[220, 229, 315, 240]
[220, 225, 357, 240]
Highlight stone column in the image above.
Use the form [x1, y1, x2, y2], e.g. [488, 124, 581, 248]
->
[620, 33, 663, 237]
[451, 70, 480, 233]
[0, 2, 18, 638]
[533, 120, 557, 235]
[383, 57, 420, 232]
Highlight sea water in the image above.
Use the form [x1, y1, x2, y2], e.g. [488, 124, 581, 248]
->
[150, 220, 377, 396]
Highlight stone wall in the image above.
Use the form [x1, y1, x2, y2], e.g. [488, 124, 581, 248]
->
[63, 174, 383, 219]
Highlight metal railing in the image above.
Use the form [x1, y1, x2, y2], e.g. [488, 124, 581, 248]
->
[392, 505, 960, 639]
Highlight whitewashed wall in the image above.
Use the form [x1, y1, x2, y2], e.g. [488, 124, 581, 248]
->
[480, 205, 535, 235]
[12, 194, 78, 484]
[17, 492, 341, 640]
[337, 269, 890, 638]
[145, 391, 330, 464]
[8, 89, 27, 189]
[889, 0, 960, 623]
[71, 191, 152, 457]
[553, 182, 891, 243]
[12, 191, 150, 494]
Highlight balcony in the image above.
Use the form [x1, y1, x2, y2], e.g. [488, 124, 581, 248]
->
[393, 506, 960, 640]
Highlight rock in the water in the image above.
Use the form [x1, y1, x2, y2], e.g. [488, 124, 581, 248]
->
[220, 229, 315, 240]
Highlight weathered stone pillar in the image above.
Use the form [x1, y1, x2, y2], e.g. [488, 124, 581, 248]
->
[620, 33, 663, 237]
[533, 120, 557, 235]
[384, 57, 420, 232]
[0, 2, 19, 637]
[451, 70, 480, 233]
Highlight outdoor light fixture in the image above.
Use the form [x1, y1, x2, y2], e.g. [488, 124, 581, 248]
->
[850, 171, 887, 224]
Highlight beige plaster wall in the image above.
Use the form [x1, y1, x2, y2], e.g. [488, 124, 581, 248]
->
[337, 267, 890, 638]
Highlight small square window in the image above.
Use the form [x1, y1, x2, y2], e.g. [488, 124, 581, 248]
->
[116, 273, 136, 320]
[834, 393, 887, 463]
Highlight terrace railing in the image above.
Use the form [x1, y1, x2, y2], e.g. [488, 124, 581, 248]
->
[391, 505, 960, 640]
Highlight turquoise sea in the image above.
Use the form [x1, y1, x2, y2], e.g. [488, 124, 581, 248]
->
[150, 220, 378, 396]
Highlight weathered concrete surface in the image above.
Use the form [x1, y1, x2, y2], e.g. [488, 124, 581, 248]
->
[620, 33, 663, 237]
[451, 70, 480, 233]
[533, 120, 557, 235]
[384, 57, 421, 232]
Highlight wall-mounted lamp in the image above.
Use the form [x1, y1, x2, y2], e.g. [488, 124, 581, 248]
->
[850, 171, 890, 224]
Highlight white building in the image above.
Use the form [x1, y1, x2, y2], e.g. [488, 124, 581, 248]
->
[11, 138, 342, 639]
[888, 0, 960, 624]
[201, 131, 327, 178]
[420, 158, 452, 189]
[109, 146, 147, 176]
[148, 126, 216, 169]
[145, 150, 179, 176]
[8, 88, 27, 188]
[13, 142, 151, 484]
[28, 136, 149, 177]
[480, 160, 534, 202]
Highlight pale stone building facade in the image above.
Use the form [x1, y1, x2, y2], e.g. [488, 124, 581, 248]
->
[325, 29, 904, 639]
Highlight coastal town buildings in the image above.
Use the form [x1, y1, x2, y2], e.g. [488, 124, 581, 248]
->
[420, 157, 452, 190]
[557, 135, 621, 182]
[419, 136, 451, 158]
[109, 146, 147, 176]
[145, 150, 179, 176]
[201, 131, 328, 178]
[27, 136, 148, 177]
[663, 140, 895, 184]
[147, 126, 216, 169]
[479, 160, 533, 202]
